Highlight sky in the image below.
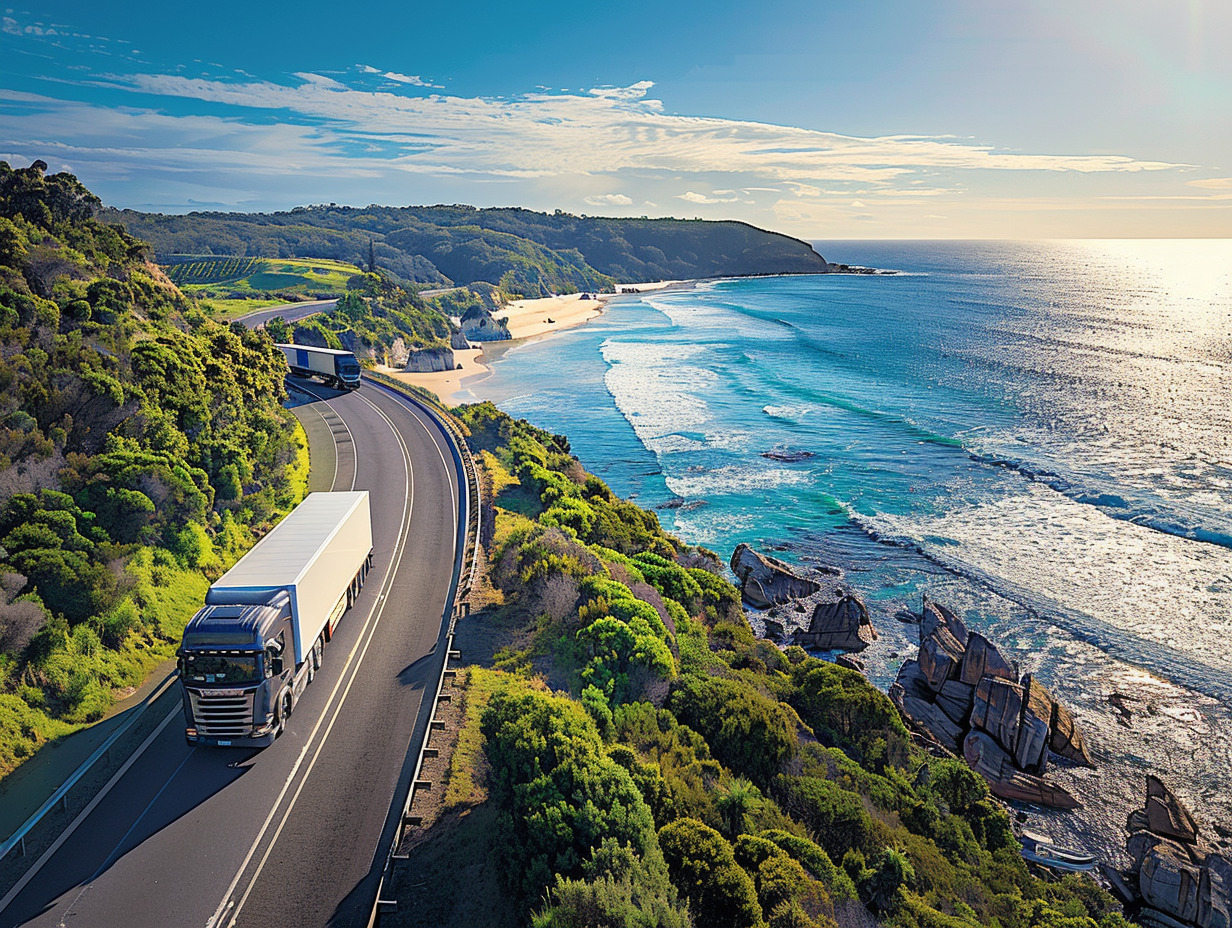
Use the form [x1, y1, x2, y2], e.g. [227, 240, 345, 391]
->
[2, 0, 1230, 238]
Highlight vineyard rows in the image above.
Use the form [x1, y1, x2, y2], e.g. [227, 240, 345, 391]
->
[164, 256, 263, 284]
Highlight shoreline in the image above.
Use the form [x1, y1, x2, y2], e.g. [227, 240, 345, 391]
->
[378, 280, 695, 404]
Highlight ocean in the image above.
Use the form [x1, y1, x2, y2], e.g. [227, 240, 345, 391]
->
[460, 239, 1232, 858]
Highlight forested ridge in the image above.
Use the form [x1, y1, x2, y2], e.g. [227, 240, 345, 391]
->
[0, 161, 307, 774]
[106, 203, 832, 297]
[387, 402, 1130, 928]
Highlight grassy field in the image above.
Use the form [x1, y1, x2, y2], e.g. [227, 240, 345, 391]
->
[162, 255, 363, 299]
[196, 297, 289, 321]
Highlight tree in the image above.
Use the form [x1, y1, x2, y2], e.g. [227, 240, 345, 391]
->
[658, 818, 764, 928]
[368, 238, 376, 273]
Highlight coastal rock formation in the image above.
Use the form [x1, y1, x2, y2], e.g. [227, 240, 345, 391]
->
[730, 544, 876, 653]
[730, 544, 823, 609]
[403, 346, 457, 373]
[792, 594, 878, 652]
[1119, 777, 1231, 928]
[889, 599, 1092, 808]
[461, 311, 511, 341]
[963, 731, 1078, 809]
[449, 330, 471, 351]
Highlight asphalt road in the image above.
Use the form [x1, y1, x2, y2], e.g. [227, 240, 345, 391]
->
[237, 298, 338, 329]
[0, 379, 464, 928]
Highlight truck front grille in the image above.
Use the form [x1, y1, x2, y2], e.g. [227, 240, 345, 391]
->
[189, 689, 255, 736]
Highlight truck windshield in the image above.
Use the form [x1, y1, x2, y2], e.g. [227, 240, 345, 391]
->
[337, 357, 360, 375]
[182, 653, 261, 684]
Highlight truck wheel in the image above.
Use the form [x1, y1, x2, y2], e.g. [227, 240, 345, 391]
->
[312, 637, 323, 671]
[276, 693, 292, 737]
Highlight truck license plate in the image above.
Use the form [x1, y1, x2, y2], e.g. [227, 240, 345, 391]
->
[218, 740, 231, 746]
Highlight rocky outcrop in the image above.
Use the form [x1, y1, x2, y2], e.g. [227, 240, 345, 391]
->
[403, 346, 457, 373]
[792, 594, 877, 652]
[449, 329, 471, 350]
[889, 599, 1093, 809]
[461, 311, 511, 341]
[730, 544, 823, 609]
[1120, 777, 1231, 928]
[730, 544, 875, 654]
[963, 731, 1078, 809]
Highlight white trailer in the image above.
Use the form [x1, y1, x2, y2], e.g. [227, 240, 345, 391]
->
[277, 343, 362, 390]
[178, 491, 373, 746]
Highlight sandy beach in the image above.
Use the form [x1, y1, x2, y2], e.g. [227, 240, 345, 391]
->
[379, 283, 688, 404]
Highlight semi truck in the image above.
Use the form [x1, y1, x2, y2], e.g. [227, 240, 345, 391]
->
[277, 343, 362, 390]
[177, 491, 373, 747]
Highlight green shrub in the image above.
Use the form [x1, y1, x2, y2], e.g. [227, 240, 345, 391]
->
[659, 818, 764, 928]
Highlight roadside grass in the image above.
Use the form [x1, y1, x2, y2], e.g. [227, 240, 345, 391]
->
[441, 666, 498, 809]
[197, 297, 287, 321]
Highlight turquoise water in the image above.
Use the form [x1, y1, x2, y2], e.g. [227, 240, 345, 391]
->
[462, 240, 1232, 853]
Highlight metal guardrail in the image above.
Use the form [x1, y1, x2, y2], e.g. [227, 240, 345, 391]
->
[0, 670, 179, 862]
[360, 372, 483, 926]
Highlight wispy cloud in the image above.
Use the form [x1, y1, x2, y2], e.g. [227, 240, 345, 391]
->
[358, 64, 440, 89]
[87, 73, 1179, 188]
[584, 193, 633, 206]
[2, 66, 1216, 233]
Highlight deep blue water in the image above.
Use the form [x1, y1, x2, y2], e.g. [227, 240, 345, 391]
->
[462, 240, 1232, 855]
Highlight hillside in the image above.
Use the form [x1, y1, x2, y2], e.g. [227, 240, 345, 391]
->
[384, 402, 1130, 928]
[104, 204, 832, 296]
[0, 161, 307, 774]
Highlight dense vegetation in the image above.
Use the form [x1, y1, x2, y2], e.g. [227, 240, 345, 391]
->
[264, 272, 457, 366]
[396, 402, 1129, 928]
[106, 204, 832, 295]
[0, 161, 307, 775]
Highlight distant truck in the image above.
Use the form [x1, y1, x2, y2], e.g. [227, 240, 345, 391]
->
[277, 343, 362, 390]
[177, 491, 373, 747]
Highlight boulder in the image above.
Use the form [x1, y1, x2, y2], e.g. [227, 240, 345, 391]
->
[935, 679, 975, 726]
[1140, 839, 1203, 925]
[893, 689, 964, 753]
[836, 653, 865, 673]
[792, 594, 877, 651]
[971, 676, 1024, 755]
[462, 312, 511, 341]
[917, 625, 965, 692]
[1122, 777, 1232, 928]
[403, 346, 456, 373]
[730, 544, 823, 609]
[1049, 699, 1094, 767]
[1015, 675, 1054, 773]
[449, 329, 471, 350]
[1201, 854, 1232, 928]
[921, 599, 969, 646]
[1146, 775, 1201, 845]
[963, 731, 1079, 809]
[960, 633, 1018, 686]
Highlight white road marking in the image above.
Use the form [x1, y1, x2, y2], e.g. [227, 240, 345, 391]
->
[210, 388, 417, 928]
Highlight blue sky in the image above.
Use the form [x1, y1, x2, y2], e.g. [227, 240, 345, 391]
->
[2, 0, 1230, 237]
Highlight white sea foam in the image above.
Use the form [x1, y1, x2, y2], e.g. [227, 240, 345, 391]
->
[857, 480, 1232, 697]
[601, 339, 716, 454]
[763, 404, 815, 423]
[664, 463, 811, 499]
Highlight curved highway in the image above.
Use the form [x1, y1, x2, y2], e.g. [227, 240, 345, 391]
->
[236, 298, 339, 329]
[0, 380, 464, 928]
